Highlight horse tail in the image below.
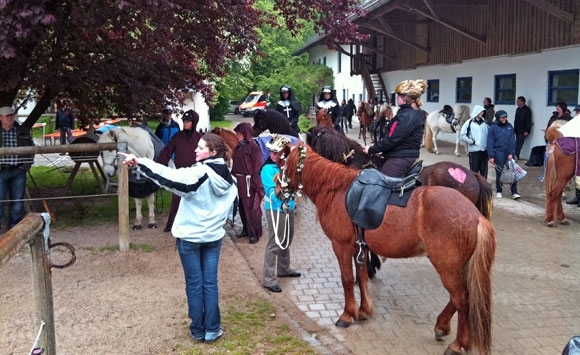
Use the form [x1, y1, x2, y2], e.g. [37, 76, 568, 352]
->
[475, 173, 493, 220]
[424, 119, 434, 152]
[465, 216, 495, 355]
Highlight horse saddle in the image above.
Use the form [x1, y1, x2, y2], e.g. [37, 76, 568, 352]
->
[345, 164, 421, 230]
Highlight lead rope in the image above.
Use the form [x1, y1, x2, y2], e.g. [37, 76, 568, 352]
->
[268, 191, 291, 250]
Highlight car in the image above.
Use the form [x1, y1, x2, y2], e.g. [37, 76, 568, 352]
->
[238, 91, 270, 117]
[228, 100, 240, 114]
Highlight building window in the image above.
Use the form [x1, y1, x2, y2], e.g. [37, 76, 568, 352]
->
[548, 69, 579, 106]
[427, 79, 439, 102]
[338, 52, 342, 73]
[495, 74, 516, 105]
[456, 77, 472, 103]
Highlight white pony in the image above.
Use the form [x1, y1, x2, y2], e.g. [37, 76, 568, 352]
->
[424, 104, 470, 156]
[99, 126, 162, 230]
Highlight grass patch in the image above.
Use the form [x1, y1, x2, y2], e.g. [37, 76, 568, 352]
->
[83, 243, 155, 253]
[178, 297, 315, 355]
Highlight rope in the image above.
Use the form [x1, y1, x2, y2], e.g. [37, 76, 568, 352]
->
[268, 191, 291, 250]
[0, 193, 117, 204]
[27, 320, 45, 355]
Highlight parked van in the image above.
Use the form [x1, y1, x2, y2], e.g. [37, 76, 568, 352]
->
[228, 100, 240, 114]
[238, 91, 270, 117]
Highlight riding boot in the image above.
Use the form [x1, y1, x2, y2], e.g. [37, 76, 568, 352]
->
[565, 189, 580, 205]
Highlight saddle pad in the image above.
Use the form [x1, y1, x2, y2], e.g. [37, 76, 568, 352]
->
[556, 137, 580, 176]
[345, 169, 417, 230]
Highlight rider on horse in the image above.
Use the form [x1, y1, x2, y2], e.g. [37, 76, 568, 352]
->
[363, 79, 428, 177]
[275, 85, 301, 136]
[316, 86, 344, 134]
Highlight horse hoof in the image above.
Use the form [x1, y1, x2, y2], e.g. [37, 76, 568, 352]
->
[443, 347, 462, 355]
[561, 220, 570, 225]
[434, 329, 449, 341]
[335, 319, 351, 328]
[132, 225, 142, 230]
[148, 223, 158, 229]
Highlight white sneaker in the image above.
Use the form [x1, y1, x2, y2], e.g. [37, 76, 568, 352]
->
[496, 193, 503, 199]
[513, 194, 521, 200]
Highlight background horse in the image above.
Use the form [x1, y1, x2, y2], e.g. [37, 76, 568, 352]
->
[544, 120, 578, 227]
[253, 110, 297, 137]
[315, 108, 334, 129]
[356, 101, 373, 145]
[279, 144, 495, 355]
[424, 104, 470, 156]
[210, 127, 238, 160]
[99, 126, 161, 230]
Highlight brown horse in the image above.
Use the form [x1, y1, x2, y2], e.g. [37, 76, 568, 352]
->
[315, 108, 334, 128]
[544, 120, 578, 227]
[305, 126, 493, 219]
[356, 101, 373, 145]
[278, 145, 495, 355]
[210, 127, 238, 163]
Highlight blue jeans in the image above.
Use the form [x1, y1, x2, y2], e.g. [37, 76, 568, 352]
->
[0, 168, 27, 229]
[176, 238, 222, 341]
[59, 127, 73, 144]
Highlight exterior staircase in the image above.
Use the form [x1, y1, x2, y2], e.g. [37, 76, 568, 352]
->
[353, 53, 388, 102]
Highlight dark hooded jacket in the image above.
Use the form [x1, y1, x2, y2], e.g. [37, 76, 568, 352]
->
[156, 109, 202, 168]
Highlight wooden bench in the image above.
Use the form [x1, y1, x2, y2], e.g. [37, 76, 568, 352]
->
[43, 119, 123, 145]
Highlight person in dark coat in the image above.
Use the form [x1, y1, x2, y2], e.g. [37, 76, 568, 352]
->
[346, 99, 356, 129]
[156, 109, 203, 232]
[232, 122, 265, 244]
[363, 79, 427, 177]
[513, 96, 532, 160]
[487, 110, 520, 200]
[483, 97, 495, 126]
[275, 85, 301, 136]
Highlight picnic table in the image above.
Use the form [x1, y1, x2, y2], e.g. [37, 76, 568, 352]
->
[43, 119, 123, 145]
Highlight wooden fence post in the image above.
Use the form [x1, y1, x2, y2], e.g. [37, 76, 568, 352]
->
[116, 142, 130, 251]
[30, 229, 56, 355]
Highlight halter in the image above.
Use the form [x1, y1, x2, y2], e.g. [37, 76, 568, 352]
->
[278, 145, 306, 200]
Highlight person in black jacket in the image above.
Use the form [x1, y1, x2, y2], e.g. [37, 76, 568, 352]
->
[346, 99, 356, 129]
[513, 96, 532, 160]
[363, 79, 428, 177]
[316, 86, 343, 134]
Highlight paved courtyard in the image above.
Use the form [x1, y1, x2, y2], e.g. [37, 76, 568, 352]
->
[229, 115, 580, 355]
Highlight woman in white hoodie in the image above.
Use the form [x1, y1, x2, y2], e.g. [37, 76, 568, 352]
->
[120, 133, 237, 343]
[460, 105, 489, 178]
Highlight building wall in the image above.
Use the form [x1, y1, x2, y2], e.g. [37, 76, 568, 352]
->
[309, 44, 579, 159]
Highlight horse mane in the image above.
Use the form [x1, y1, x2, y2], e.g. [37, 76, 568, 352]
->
[377, 105, 394, 120]
[306, 126, 381, 168]
[357, 101, 373, 116]
[253, 110, 296, 137]
[545, 119, 567, 143]
[283, 144, 358, 216]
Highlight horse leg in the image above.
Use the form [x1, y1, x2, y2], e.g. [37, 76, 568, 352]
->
[353, 256, 373, 321]
[332, 241, 359, 327]
[454, 133, 461, 157]
[431, 130, 440, 154]
[437, 272, 469, 355]
[133, 198, 143, 230]
[434, 299, 455, 340]
[146, 193, 157, 228]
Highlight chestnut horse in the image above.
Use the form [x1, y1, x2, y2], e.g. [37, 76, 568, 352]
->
[305, 126, 493, 219]
[356, 101, 373, 145]
[544, 120, 579, 227]
[278, 145, 495, 355]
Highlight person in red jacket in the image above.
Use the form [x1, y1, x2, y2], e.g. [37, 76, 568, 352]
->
[156, 110, 202, 232]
